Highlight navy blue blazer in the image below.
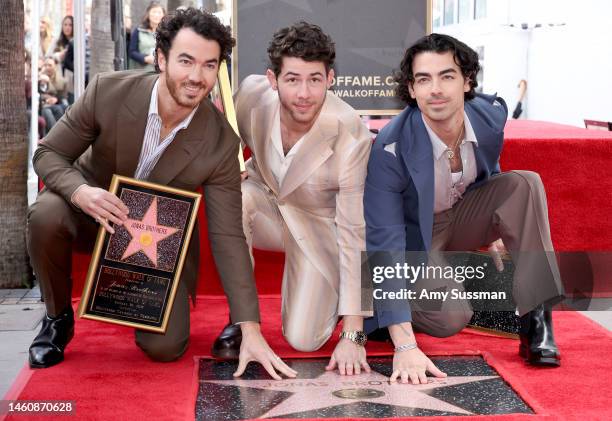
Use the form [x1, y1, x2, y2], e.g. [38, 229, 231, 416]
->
[363, 93, 508, 332]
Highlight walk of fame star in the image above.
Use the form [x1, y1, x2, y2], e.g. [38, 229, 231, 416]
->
[203, 370, 498, 418]
[121, 197, 178, 266]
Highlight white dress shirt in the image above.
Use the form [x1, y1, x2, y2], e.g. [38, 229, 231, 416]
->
[267, 104, 305, 187]
[423, 112, 479, 214]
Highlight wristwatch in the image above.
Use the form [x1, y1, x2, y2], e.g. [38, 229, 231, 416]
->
[339, 330, 367, 347]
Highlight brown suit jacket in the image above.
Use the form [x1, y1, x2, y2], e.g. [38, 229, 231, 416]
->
[33, 70, 259, 323]
[235, 75, 373, 316]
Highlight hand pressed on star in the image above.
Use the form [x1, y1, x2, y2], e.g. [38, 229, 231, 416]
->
[326, 338, 371, 376]
[391, 347, 447, 385]
[234, 322, 298, 381]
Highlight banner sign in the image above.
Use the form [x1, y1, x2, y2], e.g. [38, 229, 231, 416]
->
[234, 0, 430, 114]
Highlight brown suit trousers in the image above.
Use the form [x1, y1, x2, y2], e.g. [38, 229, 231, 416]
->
[411, 170, 563, 337]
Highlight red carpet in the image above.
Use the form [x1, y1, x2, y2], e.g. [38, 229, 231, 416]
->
[6, 120, 611, 419]
[3, 296, 612, 421]
[501, 120, 612, 252]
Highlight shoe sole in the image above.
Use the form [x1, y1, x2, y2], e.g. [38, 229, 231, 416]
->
[519, 344, 560, 367]
[526, 357, 560, 367]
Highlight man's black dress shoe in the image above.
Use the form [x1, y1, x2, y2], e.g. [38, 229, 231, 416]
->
[29, 307, 75, 369]
[519, 305, 560, 367]
[211, 323, 241, 360]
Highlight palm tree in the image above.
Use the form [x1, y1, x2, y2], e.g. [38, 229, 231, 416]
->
[0, 1, 29, 287]
[90, 0, 116, 78]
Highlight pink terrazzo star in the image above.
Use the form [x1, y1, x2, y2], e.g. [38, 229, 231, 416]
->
[204, 371, 499, 417]
[121, 197, 178, 266]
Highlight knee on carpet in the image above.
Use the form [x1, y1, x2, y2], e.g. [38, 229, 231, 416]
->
[419, 310, 473, 338]
[283, 328, 330, 353]
[135, 336, 188, 362]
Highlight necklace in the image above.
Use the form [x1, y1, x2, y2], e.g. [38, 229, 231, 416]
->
[445, 126, 464, 160]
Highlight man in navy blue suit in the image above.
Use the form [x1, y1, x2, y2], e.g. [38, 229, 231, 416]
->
[364, 34, 564, 384]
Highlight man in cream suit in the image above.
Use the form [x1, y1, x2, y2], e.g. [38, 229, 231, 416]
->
[212, 22, 374, 376]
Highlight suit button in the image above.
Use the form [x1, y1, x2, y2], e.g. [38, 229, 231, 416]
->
[278, 200, 285, 206]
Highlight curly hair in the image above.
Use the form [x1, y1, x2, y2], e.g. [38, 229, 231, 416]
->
[267, 21, 335, 76]
[154, 8, 235, 73]
[395, 33, 480, 106]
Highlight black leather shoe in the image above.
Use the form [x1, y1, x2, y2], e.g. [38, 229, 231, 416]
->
[519, 305, 560, 367]
[211, 323, 241, 360]
[29, 307, 75, 369]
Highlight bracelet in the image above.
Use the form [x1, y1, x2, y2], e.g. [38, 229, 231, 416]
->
[394, 342, 418, 352]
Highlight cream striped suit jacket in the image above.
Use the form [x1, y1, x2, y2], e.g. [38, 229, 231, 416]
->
[234, 75, 373, 316]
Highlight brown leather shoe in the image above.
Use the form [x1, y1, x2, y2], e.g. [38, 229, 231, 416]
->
[211, 323, 241, 360]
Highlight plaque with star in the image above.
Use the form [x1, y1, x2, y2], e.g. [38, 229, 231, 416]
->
[77, 175, 201, 333]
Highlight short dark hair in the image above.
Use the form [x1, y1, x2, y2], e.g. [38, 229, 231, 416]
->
[395, 33, 480, 106]
[154, 7, 235, 72]
[267, 21, 335, 77]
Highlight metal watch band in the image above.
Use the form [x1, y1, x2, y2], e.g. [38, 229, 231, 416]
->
[394, 342, 418, 352]
[339, 330, 367, 346]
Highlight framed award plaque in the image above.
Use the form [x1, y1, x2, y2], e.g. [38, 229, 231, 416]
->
[77, 175, 201, 333]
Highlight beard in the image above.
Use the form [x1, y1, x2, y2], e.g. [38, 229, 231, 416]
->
[164, 66, 210, 109]
[277, 86, 326, 127]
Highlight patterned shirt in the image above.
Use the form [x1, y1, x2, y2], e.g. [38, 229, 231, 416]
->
[133, 79, 198, 180]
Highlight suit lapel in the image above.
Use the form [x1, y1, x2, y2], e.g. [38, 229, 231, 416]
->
[465, 105, 504, 182]
[116, 74, 157, 177]
[251, 103, 280, 194]
[147, 102, 216, 185]
[278, 113, 336, 200]
[400, 111, 435, 250]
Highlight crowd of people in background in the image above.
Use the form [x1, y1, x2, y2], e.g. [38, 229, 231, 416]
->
[24, 1, 171, 138]
[24, 10, 92, 138]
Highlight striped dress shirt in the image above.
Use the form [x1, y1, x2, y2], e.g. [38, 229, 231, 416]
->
[133, 79, 199, 180]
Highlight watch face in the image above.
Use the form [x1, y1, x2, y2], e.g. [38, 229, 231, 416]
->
[354, 331, 367, 346]
[341, 331, 367, 346]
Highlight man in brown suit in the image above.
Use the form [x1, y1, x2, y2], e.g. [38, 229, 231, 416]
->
[212, 22, 374, 377]
[27, 8, 296, 380]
